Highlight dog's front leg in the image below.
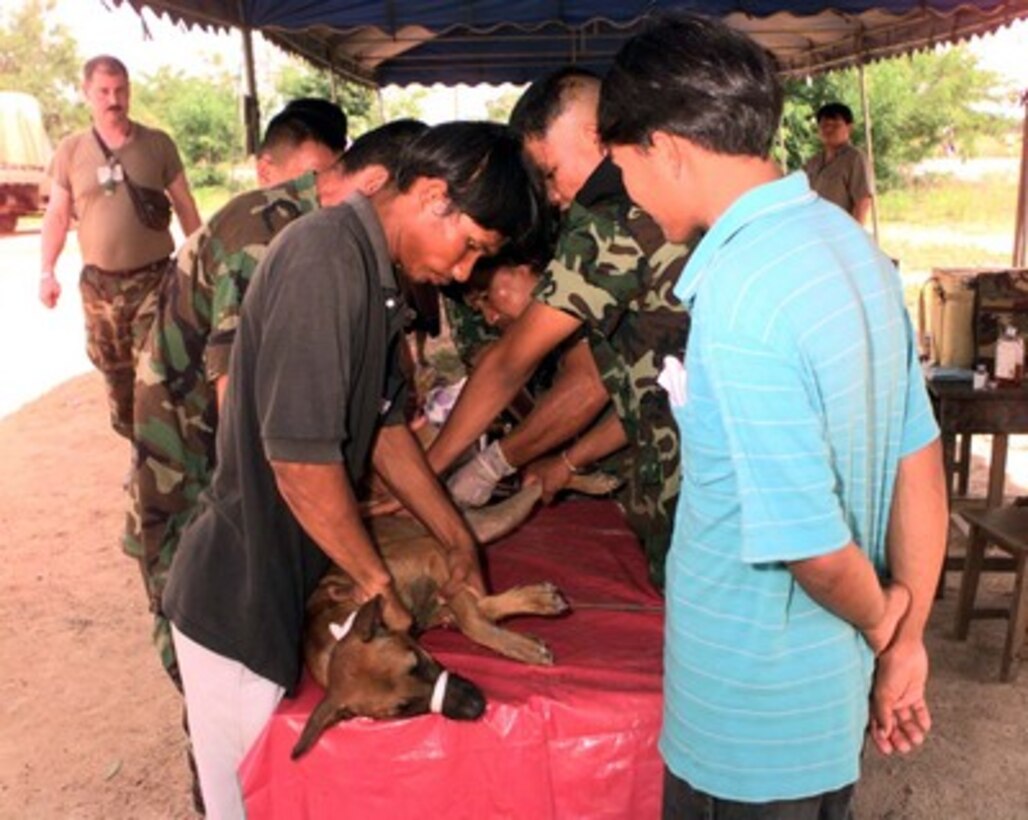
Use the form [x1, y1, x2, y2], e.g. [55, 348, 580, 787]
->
[476, 583, 569, 622]
[447, 588, 556, 665]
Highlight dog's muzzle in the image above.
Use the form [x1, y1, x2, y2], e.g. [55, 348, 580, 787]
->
[436, 671, 486, 720]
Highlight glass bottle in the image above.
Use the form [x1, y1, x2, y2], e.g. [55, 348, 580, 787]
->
[994, 325, 1025, 388]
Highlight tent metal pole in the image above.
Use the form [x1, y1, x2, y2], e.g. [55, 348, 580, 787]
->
[1014, 89, 1027, 268]
[858, 61, 879, 243]
[239, 5, 260, 156]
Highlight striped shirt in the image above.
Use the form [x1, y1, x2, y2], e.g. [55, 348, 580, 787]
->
[661, 171, 938, 801]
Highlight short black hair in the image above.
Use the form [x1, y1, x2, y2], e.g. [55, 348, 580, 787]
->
[260, 97, 348, 155]
[465, 218, 556, 294]
[395, 121, 545, 248]
[343, 119, 428, 177]
[816, 102, 854, 124]
[598, 12, 783, 159]
[509, 67, 602, 139]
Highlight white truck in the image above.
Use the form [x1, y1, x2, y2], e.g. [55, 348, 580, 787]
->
[0, 91, 52, 233]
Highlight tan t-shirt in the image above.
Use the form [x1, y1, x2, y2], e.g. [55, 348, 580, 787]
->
[803, 142, 872, 217]
[48, 122, 183, 270]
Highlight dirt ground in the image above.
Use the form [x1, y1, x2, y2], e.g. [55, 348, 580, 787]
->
[1, 371, 1028, 819]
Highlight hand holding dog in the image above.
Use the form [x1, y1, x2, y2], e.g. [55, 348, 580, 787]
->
[363, 578, 413, 633]
[447, 441, 516, 508]
[523, 454, 572, 504]
[442, 540, 486, 599]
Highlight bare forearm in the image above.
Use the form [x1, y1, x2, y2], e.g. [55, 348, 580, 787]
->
[563, 410, 627, 470]
[428, 327, 542, 474]
[789, 543, 886, 632]
[215, 375, 229, 413]
[886, 439, 948, 637]
[271, 460, 392, 594]
[501, 343, 609, 467]
[853, 196, 872, 225]
[168, 173, 202, 235]
[40, 205, 69, 273]
[176, 203, 202, 237]
[373, 424, 475, 553]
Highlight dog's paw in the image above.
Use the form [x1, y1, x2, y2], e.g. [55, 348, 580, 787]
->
[513, 634, 555, 666]
[521, 582, 570, 616]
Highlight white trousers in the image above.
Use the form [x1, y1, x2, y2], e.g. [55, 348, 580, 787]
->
[172, 625, 285, 820]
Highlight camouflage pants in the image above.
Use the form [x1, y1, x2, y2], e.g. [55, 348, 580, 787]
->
[79, 260, 168, 439]
[125, 399, 216, 691]
[125, 385, 213, 814]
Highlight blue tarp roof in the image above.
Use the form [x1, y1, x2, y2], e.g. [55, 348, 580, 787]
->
[117, 1, 1028, 85]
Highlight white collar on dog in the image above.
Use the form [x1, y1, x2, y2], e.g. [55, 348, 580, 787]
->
[328, 611, 359, 642]
[430, 670, 449, 715]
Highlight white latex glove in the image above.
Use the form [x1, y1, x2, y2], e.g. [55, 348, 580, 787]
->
[446, 440, 516, 508]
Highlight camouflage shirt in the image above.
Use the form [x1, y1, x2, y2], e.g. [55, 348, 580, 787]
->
[125, 173, 321, 592]
[535, 158, 692, 587]
[440, 284, 500, 369]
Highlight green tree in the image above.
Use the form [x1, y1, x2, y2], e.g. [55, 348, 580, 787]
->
[379, 85, 426, 125]
[273, 63, 379, 137]
[780, 47, 1009, 191]
[485, 87, 523, 124]
[273, 60, 430, 140]
[0, 0, 82, 139]
[133, 67, 244, 185]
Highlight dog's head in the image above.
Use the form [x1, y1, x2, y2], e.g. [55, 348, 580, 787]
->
[291, 596, 486, 759]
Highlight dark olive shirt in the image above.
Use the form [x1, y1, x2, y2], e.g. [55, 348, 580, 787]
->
[163, 194, 407, 692]
[803, 142, 872, 216]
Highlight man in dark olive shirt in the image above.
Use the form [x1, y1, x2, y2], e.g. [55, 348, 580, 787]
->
[162, 122, 542, 819]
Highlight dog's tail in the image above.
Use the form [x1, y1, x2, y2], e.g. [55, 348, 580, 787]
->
[291, 697, 351, 760]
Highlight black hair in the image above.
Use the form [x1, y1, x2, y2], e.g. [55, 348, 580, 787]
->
[465, 215, 556, 294]
[816, 102, 854, 124]
[598, 12, 783, 159]
[260, 97, 348, 155]
[508, 67, 602, 139]
[343, 119, 428, 177]
[395, 121, 545, 248]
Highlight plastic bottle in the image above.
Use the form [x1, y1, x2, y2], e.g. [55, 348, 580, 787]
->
[994, 325, 1025, 388]
[973, 363, 989, 390]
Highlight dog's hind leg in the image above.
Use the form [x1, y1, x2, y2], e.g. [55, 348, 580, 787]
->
[447, 589, 556, 665]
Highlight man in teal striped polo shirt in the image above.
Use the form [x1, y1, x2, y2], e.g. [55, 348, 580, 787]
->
[599, 13, 948, 818]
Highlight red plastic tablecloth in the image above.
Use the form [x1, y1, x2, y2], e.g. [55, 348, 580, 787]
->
[240, 499, 665, 819]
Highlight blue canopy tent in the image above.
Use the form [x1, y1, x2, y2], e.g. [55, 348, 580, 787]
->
[114, 0, 1028, 260]
[114, 0, 1027, 85]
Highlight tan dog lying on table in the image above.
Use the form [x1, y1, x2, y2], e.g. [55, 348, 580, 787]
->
[292, 474, 618, 759]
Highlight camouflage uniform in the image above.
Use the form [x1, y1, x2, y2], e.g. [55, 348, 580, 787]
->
[125, 172, 321, 685]
[535, 158, 692, 588]
[441, 286, 500, 368]
[441, 285, 570, 427]
[79, 259, 169, 439]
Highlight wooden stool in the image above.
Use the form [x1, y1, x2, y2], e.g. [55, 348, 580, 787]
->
[953, 506, 1028, 681]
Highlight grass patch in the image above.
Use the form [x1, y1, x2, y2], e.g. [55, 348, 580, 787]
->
[878, 174, 1017, 228]
[875, 172, 1020, 319]
[193, 185, 237, 221]
[878, 231, 1013, 278]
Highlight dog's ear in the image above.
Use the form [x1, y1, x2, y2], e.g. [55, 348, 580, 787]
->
[291, 697, 354, 760]
[353, 595, 385, 642]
